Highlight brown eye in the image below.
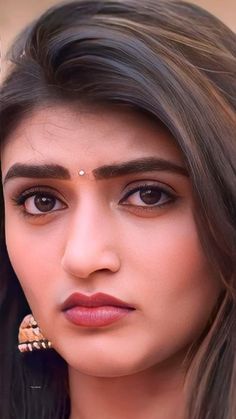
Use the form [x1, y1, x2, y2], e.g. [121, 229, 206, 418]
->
[139, 188, 162, 205]
[33, 195, 56, 212]
[120, 184, 175, 208]
[23, 192, 65, 214]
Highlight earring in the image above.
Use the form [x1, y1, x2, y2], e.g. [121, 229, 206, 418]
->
[18, 314, 52, 353]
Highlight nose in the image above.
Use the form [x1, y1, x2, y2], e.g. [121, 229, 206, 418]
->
[61, 202, 121, 279]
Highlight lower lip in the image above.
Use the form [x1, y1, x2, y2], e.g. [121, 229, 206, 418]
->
[63, 306, 134, 327]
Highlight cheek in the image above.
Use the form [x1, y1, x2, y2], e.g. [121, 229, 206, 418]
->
[125, 208, 209, 286]
[124, 209, 220, 343]
[5, 217, 58, 306]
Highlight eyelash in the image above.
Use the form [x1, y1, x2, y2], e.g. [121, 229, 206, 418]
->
[11, 187, 63, 219]
[11, 184, 177, 219]
[120, 184, 176, 211]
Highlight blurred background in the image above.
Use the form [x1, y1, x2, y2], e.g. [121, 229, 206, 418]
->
[1, 0, 235, 77]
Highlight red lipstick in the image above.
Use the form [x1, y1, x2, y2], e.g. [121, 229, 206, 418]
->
[61, 292, 135, 327]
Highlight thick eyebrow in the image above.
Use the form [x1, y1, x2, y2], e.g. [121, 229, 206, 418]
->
[93, 157, 188, 179]
[2, 157, 189, 186]
[3, 164, 71, 186]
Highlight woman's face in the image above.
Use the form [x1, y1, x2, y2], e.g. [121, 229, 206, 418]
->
[1, 105, 220, 377]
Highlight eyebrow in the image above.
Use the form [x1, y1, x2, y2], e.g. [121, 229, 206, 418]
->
[2, 157, 189, 186]
[93, 157, 188, 179]
[3, 164, 70, 186]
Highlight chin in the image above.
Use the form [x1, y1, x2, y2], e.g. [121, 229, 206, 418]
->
[62, 346, 161, 378]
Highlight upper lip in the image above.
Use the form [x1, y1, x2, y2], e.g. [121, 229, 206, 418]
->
[61, 292, 135, 310]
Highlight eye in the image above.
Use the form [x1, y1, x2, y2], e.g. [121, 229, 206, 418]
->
[120, 183, 176, 209]
[12, 187, 67, 217]
[24, 193, 64, 214]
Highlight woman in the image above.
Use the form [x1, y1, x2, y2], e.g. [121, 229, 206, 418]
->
[0, 1, 235, 418]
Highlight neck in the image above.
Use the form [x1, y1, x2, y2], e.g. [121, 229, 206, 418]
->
[68, 354, 187, 419]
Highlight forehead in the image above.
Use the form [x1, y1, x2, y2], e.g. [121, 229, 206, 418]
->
[1, 104, 184, 173]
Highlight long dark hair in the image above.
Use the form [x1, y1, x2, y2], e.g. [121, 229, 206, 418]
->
[0, 1, 235, 418]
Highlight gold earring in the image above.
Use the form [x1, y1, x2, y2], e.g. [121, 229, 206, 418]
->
[18, 314, 52, 353]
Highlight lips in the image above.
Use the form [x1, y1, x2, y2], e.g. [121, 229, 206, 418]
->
[61, 292, 134, 310]
[61, 292, 135, 327]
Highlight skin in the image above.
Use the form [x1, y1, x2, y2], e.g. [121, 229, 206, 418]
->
[1, 105, 221, 419]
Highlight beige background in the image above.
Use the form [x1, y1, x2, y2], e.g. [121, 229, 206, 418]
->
[1, 0, 235, 76]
